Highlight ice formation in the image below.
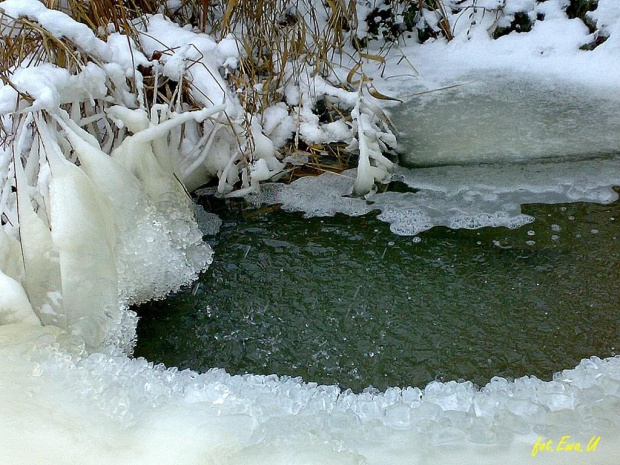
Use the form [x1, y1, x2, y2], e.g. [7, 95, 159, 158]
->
[1, 324, 620, 464]
[252, 155, 620, 236]
[0, 102, 215, 350]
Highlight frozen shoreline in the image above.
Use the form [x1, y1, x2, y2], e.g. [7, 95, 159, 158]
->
[2, 324, 620, 465]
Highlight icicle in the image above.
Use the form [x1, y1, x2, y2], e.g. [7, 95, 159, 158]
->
[150, 105, 171, 172]
[55, 111, 156, 256]
[352, 99, 375, 196]
[179, 123, 221, 179]
[14, 152, 65, 329]
[218, 150, 241, 194]
[0, 228, 24, 284]
[23, 137, 40, 185]
[36, 114, 120, 350]
[54, 112, 145, 218]
[352, 95, 393, 195]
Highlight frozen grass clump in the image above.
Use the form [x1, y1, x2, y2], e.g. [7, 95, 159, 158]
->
[0, 0, 229, 350]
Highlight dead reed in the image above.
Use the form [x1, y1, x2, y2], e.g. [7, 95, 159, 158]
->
[1, 0, 435, 187]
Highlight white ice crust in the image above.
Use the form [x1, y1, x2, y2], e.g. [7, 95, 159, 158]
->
[0, 324, 619, 464]
[253, 155, 620, 236]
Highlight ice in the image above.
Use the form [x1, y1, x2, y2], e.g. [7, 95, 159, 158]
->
[251, 170, 375, 218]
[252, 155, 620, 236]
[194, 206, 222, 236]
[0, 270, 40, 325]
[1, 324, 619, 464]
[13, 150, 64, 328]
[393, 78, 620, 168]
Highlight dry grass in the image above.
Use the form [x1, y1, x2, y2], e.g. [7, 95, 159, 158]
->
[1, 0, 444, 184]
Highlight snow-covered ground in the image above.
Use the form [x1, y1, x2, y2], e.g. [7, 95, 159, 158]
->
[1, 0, 620, 463]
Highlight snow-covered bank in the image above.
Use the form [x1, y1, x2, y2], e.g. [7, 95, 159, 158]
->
[373, 0, 620, 93]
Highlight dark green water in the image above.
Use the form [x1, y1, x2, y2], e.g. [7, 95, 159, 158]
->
[134, 194, 620, 392]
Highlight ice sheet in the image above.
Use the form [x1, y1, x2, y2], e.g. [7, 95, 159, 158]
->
[392, 77, 620, 167]
[252, 155, 620, 236]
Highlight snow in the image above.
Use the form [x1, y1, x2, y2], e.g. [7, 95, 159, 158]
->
[262, 104, 296, 149]
[137, 14, 238, 116]
[589, 0, 620, 42]
[6, 64, 108, 113]
[0, 0, 110, 61]
[1, 0, 620, 463]
[373, 1, 620, 95]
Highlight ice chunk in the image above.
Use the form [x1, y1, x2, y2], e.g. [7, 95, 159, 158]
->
[55, 112, 213, 305]
[194, 206, 222, 236]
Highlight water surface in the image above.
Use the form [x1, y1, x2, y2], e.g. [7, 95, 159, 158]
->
[135, 194, 619, 392]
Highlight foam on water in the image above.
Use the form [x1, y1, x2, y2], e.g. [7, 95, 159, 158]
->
[252, 156, 620, 236]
